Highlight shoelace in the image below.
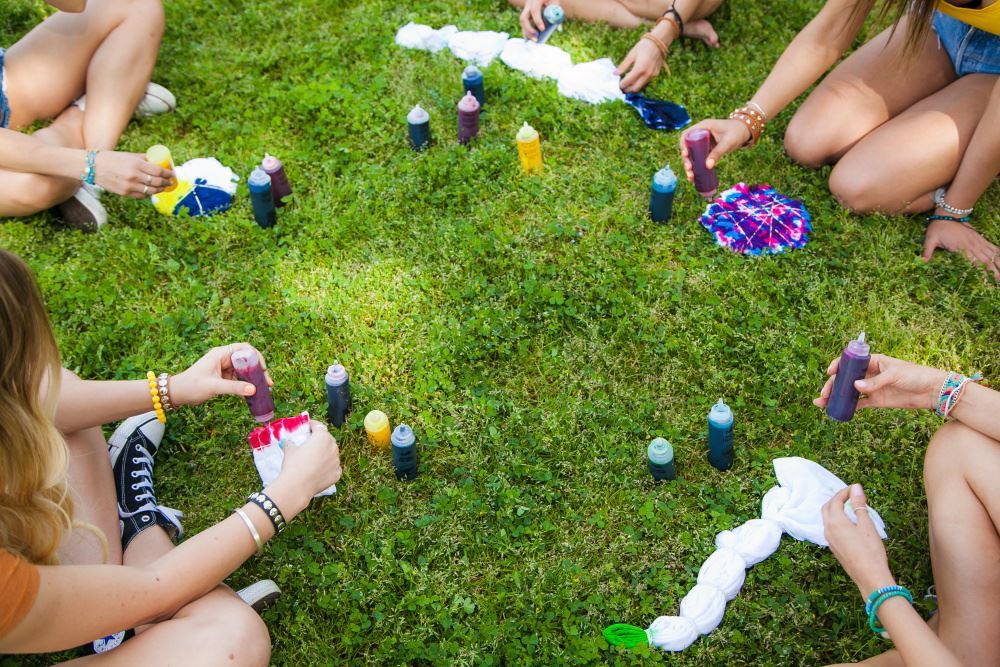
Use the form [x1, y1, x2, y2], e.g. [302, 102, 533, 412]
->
[118, 442, 184, 537]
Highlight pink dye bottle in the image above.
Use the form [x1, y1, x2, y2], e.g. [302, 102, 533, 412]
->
[231, 348, 275, 423]
[261, 154, 292, 207]
[684, 129, 718, 199]
[457, 91, 481, 145]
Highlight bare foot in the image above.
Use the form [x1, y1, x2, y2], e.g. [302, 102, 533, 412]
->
[683, 18, 720, 48]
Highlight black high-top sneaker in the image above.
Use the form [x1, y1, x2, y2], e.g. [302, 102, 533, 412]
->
[108, 411, 184, 552]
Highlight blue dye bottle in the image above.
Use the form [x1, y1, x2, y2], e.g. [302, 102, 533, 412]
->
[536, 5, 565, 44]
[391, 424, 418, 481]
[649, 165, 677, 223]
[407, 104, 432, 151]
[247, 167, 276, 229]
[462, 66, 485, 108]
[707, 399, 734, 471]
[325, 361, 352, 428]
[647, 437, 676, 482]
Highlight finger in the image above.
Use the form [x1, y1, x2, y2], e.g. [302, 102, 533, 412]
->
[826, 356, 841, 375]
[217, 378, 256, 397]
[922, 233, 938, 262]
[309, 420, 329, 433]
[615, 51, 637, 76]
[531, 4, 545, 35]
[849, 484, 877, 533]
[520, 8, 536, 38]
[822, 486, 852, 523]
[854, 367, 895, 394]
[264, 370, 274, 387]
[818, 375, 835, 401]
[139, 162, 173, 181]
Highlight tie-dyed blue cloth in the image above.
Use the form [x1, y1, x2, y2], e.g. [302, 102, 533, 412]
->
[699, 183, 811, 255]
[624, 92, 691, 131]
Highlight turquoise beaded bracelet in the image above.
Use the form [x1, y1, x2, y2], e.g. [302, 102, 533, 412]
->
[82, 150, 97, 186]
[866, 586, 913, 635]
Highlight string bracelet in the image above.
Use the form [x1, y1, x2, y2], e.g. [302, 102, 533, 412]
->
[663, 1, 685, 37]
[866, 585, 913, 636]
[936, 371, 983, 418]
[146, 371, 167, 423]
[641, 32, 670, 60]
[729, 105, 766, 146]
[234, 508, 264, 555]
[655, 14, 681, 41]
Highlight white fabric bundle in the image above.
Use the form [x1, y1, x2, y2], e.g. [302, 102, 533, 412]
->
[500, 38, 573, 79]
[447, 30, 510, 66]
[555, 58, 626, 104]
[394, 22, 457, 53]
[633, 457, 889, 652]
[248, 412, 336, 497]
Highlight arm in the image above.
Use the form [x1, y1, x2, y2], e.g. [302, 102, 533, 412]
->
[949, 382, 1000, 442]
[55, 344, 270, 434]
[823, 486, 963, 667]
[0, 421, 341, 654]
[680, 0, 874, 173]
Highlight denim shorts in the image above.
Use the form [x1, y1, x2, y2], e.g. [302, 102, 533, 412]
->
[932, 10, 1000, 76]
[0, 48, 10, 129]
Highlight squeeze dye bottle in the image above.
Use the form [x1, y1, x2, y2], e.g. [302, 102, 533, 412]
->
[145, 144, 177, 193]
[684, 129, 718, 199]
[649, 165, 677, 223]
[516, 122, 543, 174]
[707, 399, 734, 471]
[391, 424, 418, 481]
[462, 65, 486, 107]
[536, 4, 565, 44]
[247, 167, 276, 229]
[647, 437, 676, 482]
[364, 410, 392, 451]
[325, 361, 352, 427]
[826, 332, 871, 423]
[230, 348, 275, 423]
[407, 104, 432, 151]
[261, 154, 292, 207]
[457, 92, 481, 145]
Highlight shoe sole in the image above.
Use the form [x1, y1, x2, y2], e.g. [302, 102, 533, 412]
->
[108, 412, 163, 469]
[237, 579, 282, 613]
[56, 190, 107, 232]
[135, 82, 177, 118]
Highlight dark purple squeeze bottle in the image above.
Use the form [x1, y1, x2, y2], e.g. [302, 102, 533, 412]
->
[231, 348, 275, 423]
[684, 128, 718, 199]
[457, 92, 481, 145]
[261, 154, 292, 207]
[826, 333, 871, 423]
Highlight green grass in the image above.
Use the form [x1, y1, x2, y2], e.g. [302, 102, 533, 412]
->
[2, 0, 998, 664]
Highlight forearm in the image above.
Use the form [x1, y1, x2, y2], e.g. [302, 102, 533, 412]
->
[877, 597, 963, 667]
[950, 383, 1000, 441]
[55, 370, 158, 433]
[939, 80, 1000, 211]
[0, 129, 86, 179]
[749, 0, 870, 118]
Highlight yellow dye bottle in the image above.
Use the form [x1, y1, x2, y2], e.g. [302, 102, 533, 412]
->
[516, 122, 543, 174]
[364, 410, 392, 451]
[145, 144, 178, 192]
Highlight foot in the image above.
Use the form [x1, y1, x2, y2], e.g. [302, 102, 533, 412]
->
[683, 18, 720, 48]
[73, 82, 177, 119]
[56, 184, 107, 233]
[237, 580, 282, 613]
[108, 412, 184, 550]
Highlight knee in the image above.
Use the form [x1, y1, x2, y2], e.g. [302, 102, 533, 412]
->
[212, 602, 272, 666]
[924, 422, 992, 488]
[2, 175, 77, 216]
[784, 113, 836, 169]
[127, 0, 165, 39]
[828, 163, 881, 214]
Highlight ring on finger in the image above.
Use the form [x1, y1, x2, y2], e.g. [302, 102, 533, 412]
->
[146, 174, 152, 185]
[143, 185, 148, 195]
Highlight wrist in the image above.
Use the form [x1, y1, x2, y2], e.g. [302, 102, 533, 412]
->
[926, 369, 951, 411]
[651, 20, 678, 43]
[858, 573, 896, 600]
[265, 475, 311, 520]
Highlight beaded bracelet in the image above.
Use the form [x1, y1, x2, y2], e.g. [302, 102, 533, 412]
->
[933, 188, 973, 217]
[146, 371, 167, 423]
[82, 150, 97, 186]
[156, 372, 175, 412]
[936, 371, 983, 418]
[247, 491, 287, 534]
[926, 214, 971, 225]
[866, 586, 913, 635]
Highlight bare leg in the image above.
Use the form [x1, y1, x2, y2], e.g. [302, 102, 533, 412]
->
[508, 0, 723, 35]
[59, 424, 123, 566]
[784, 16, 956, 168]
[923, 422, 1000, 666]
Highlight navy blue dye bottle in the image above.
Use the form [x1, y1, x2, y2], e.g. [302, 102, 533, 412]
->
[248, 167, 276, 229]
[462, 66, 485, 107]
[407, 104, 432, 151]
[391, 424, 418, 481]
[325, 361, 352, 427]
[649, 165, 677, 223]
[707, 399, 734, 471]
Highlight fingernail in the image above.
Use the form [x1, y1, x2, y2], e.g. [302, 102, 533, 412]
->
[850, 483, 863, 497]
[856, 380, 868, 390]
[244, 386, 255, 396]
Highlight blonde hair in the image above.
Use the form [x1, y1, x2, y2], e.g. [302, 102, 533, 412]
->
[0, 249, 75, 565]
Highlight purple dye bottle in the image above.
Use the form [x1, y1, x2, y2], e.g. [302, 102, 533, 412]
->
[231, 348, 275, 423]
[457, 91, 481, 145]
[261, 154, 292, 207]
[826, 332, 871, 423]
[684, 129, 718, 199]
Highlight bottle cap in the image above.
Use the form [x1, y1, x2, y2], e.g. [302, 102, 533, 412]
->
[543, 5, 565, 24]
[709, 398, 733, 425]
[262, 154, 281, 172]
[364, 410, 389, 433]
[846, 331, 871, 356]
[391, 423, 415, 448]
[653, 165, 677, 189]
[462, 65, 482, 80]
[458, 91, 480, 112]
[516, 122, 538, 142]
[407, 104, 430, 124]
[247, 167, 271, 188]
[685, 128, 711, 145]
[647, 437, 674, 464]
[146, 144, 172, 164]
[325, 361, 348, 386]
[231, 347, 261, 371]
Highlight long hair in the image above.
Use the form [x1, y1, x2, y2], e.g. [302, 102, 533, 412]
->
[878, 0, 941, 62]
[0, 249, 74, 565]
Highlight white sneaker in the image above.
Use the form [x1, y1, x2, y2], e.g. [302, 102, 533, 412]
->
[237, 579, 282, 613]
[73, 82, 176, 119]
[57, 184, 107, 233]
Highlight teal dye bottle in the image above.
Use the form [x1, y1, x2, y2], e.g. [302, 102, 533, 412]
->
[649, 165, 677, 223]
[707, 399, 734, 471]
[647, 438, 676, 482]
[462, 66, 485, 107]
[247, 167, 276, 229]
[536, 5, 565, 44]
[391, 424, 418, 481]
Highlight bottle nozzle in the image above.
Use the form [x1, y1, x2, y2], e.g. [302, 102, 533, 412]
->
[716, 398, 724, 406]
[858, 332, 866, 343]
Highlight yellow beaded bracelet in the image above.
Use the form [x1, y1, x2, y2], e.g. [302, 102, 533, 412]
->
[146, 371, 167, 423]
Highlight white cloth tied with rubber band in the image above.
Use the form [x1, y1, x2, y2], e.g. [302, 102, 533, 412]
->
[618, 457, 888, 652]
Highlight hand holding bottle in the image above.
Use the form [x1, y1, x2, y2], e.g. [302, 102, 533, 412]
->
[814, 354, 948, 412]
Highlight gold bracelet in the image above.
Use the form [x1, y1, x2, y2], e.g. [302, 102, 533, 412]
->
[234, 508, 263, 555]
[146, 371, 166, 423]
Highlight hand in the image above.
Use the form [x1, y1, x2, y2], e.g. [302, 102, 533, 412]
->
[277, 421, 343, 499]
[823, 485, 895, 599]
[814, 353, 947, 411]
[922, 217, 1000, 282]
[616, 38, 665, 93]
[94, 151, 174, 199]
[678, 119, 751, 181]
[519, 0, 557, 40]
[169, 343, 274, 407]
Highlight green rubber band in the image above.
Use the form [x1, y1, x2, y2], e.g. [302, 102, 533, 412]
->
[868, 589, 913, 634]
[603, 624, 650, 649]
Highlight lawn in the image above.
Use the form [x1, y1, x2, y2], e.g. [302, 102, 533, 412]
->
[1, 0, 998, 664]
